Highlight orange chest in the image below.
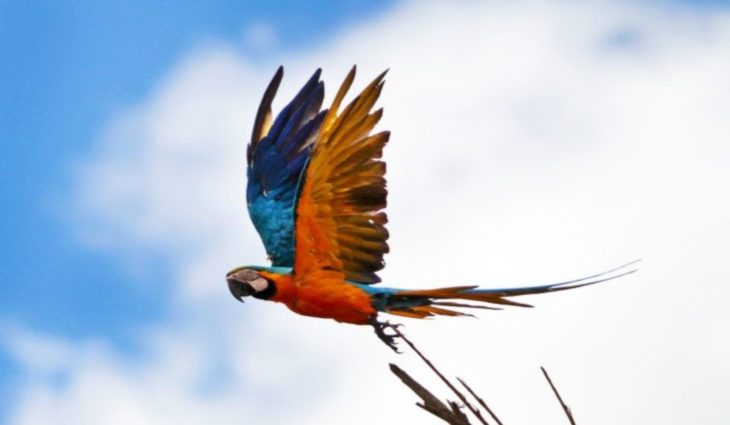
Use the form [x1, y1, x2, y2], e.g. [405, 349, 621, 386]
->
[260, 271, 375, 325]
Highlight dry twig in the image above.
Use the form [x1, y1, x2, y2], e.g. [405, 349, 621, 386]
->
[456, 377, 504, 425]
[391, 326, 491, 425]
[541, 366, 576, 425]
[390, 363, 471, 425]
[389, 327, 581, 425]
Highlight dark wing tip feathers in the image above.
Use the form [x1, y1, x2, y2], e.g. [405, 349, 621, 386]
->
[376, 68, 389, 81]
[250, 66, 284, 146]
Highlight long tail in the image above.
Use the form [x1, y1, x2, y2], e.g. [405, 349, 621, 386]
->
[383, 260, 640, 319]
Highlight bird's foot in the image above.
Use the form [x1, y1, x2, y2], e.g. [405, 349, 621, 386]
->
[371, 319, 403, 353]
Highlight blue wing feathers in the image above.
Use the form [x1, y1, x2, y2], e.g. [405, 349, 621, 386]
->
[247, 68, 326, 266]
[264, 70, 322, 146]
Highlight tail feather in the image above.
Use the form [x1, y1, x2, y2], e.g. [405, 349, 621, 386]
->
[395, 285, 477, 298]
[431, 301, 502, 311]
[384, 260, 640, 318]
[386, 309, 432, 319]
[412, 305, 474, 317]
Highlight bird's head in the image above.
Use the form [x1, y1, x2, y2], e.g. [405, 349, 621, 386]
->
[226, 267, 276, 302]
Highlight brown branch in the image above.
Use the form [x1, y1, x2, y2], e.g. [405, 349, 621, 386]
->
[389, 363, 472, 425]
[456, 377, 504, 425]
[389, 328, 582, 425]
[541, 366, 576, 425]
[392, 326, 491, 425]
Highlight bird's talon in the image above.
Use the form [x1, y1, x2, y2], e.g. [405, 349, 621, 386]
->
[371, 319, 404, 352]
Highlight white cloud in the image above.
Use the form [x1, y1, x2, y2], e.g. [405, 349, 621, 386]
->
[243, 21, 279, 52]
[8, 1, 730, 424]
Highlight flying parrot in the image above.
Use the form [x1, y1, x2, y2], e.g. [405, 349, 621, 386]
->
[226, 66, 637, 351]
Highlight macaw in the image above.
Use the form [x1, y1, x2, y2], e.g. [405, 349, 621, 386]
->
[226, 66, 637, 351]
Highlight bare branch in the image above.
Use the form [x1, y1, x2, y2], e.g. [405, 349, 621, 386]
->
[541, 366, 576, 425]
[392, 327, 491, 425]
[456, 377, 504, 425]
[389, 363, 472, 425]
[389, 329, 584, 425]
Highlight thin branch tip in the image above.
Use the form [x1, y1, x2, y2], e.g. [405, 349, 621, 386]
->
[541, 366, 577, 425]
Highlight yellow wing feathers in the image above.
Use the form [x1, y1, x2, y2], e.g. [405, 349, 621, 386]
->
[294, 68, 390, 284]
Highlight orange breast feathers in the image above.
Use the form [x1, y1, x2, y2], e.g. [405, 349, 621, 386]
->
[259, 270, 376, 325]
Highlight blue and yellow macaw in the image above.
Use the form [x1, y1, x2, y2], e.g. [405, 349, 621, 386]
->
[226, 67, 637, 350]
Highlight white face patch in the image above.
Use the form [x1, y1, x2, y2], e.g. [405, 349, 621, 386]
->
[247, 277, 269, 293]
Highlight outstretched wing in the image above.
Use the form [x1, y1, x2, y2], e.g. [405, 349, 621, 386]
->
[294, 67, 390, 284]
[247, 67, 327, 266]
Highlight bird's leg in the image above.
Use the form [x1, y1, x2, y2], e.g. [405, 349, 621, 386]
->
[370, 317, 403, 353]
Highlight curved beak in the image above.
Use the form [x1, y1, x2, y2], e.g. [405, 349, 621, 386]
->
[227, 277, 253, 303]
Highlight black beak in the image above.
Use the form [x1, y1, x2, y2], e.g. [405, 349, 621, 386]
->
[227, 278, 253, 303]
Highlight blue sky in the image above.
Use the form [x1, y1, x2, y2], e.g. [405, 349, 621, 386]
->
[2, 1, 730, 424]
[1, 0, 394, 334]
[1, 0, 395, 417]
